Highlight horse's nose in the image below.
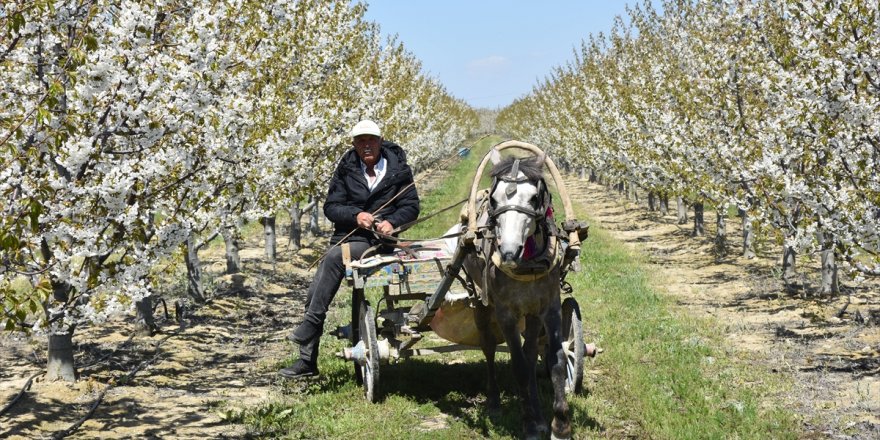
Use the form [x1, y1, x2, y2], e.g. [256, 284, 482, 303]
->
[501, 245, 523, 263]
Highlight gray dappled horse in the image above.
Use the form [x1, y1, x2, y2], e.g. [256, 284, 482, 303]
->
[459, 152, 571, 440]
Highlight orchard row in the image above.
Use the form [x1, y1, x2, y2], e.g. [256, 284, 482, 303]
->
[499, 0, 880, 290]
[0, 0, 476, 380]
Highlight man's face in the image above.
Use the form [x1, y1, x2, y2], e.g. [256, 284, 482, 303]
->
[353, 134, 382, 167]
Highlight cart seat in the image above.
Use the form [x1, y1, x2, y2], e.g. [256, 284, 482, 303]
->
[349, 239, 454, 269]
[345, 239, 459, 292]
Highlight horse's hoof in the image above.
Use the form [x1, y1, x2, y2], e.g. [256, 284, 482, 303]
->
[551, 420, 572, 440]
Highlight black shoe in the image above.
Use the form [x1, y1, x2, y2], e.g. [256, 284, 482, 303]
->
[278, 359, 318, 379]
[289, 319, 321, 345]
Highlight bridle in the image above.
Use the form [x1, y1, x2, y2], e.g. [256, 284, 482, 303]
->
[486, 159, 550, 227]
[482, 159, 560, 282]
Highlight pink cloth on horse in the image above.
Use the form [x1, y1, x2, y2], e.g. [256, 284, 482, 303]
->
[522, 206, 554, 261]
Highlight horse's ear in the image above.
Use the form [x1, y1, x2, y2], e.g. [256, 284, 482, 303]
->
[489, 148, 502, 165]
[534, 153, 546, 167]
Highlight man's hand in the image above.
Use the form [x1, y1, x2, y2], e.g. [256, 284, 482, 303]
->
[356, 212, 374, 229]
[375, 220, 393, 235]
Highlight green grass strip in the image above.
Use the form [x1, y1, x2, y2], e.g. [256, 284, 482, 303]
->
[572, 224, 798, 439]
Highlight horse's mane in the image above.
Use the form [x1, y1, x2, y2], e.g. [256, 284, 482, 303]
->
[490, 156, 545, 181]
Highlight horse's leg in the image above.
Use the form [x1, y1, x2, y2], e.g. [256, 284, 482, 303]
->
[523, 314, 548, 434]
[497, 307, 541, 439]
[474, 301, 500, 416]
[545, 301, 571, 440]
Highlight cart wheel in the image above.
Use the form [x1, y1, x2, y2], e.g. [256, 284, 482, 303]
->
[561, 297, 584, 394]
[352, 291, 364, 386]
[359, 302, 380, 402]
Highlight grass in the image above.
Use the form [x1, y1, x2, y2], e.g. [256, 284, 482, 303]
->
[233, 135, 801, 439]
[573, 224, 798, 438]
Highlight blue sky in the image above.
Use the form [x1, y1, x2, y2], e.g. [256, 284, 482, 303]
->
[362, 1, 645, 109]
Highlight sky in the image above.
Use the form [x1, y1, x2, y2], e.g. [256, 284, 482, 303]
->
[362, 1, 645, 109]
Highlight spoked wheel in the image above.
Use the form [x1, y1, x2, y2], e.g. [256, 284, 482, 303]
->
[358, 301, 380, 402]
[561, 297, 585, 394]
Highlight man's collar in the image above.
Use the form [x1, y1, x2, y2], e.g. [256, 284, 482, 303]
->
[361, 155, 386, 172]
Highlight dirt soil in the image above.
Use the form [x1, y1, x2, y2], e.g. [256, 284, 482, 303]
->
[0, 235, 322, 439]
[564, 179, 880, 439]
[1, 173, 878, 439]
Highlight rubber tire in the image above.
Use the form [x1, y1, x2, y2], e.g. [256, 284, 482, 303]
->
[352, 291, 364, 386]
[561, 297, 585, 394]
[360, 302, 380, 402]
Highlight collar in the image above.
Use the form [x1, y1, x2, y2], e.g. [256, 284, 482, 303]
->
[361, 155, 387, 190]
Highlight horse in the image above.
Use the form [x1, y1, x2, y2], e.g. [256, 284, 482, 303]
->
[458, 151, 572, 440]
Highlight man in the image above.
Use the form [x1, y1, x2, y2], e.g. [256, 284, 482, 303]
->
[279, 119, 420, 379]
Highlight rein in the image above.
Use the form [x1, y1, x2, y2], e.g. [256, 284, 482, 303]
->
[390, 197, 468, 236]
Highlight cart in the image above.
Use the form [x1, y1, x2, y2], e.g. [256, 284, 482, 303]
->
[338, 142, 595, 402]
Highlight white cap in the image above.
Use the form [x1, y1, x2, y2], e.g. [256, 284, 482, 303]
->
[351, 119, 381, 138]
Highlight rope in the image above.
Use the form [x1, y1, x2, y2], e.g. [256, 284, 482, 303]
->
[390, 197, 467, 235]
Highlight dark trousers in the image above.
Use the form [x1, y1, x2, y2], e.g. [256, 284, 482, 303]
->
[299, 241, 370, 364]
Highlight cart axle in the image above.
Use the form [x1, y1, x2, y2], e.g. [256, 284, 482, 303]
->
[341, 339, 392, 364]
[585, 343, 599, 358]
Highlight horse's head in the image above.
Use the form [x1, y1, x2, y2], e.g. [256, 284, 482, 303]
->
[488, 155, 548, 267]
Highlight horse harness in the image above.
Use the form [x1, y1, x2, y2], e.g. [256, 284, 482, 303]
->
[472, 159, 567, 302]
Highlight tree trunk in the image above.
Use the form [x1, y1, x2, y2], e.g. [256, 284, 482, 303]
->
[46, 281, 76, 382]
[740, 209, 756, 259]
[134, 296, 157, 336]
[589, 169, 597, 183]
[628, 181, 639, 203]
[782, 244, 797, 287]
[184, 235, 206, 303]
[578, 168, 586, 180]
[676, 196, 688, 224]
[714, 205, 726, 253]
[289, 202, 302, 251]
[47, 331, 77, 382]
[221, 225, 241, 274]
[817, 230, 839, 295]
[309, 197, 320, 236]
[261, 216, 276, 265]
[692, 201, 705, 236]
[820, 249, 839, 295]
[659, 192, 669, 216]
[647, 191, 656, 211]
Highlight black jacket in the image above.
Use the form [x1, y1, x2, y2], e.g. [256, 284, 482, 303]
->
[324, 141, 420, 245]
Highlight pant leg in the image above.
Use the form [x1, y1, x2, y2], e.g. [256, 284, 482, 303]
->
[299, 241, 370, 363]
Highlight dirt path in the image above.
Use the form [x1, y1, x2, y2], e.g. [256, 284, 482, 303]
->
[1, 172, 878, 439]
[0, 238, 323, 439]
[565, 178, 880, 438]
